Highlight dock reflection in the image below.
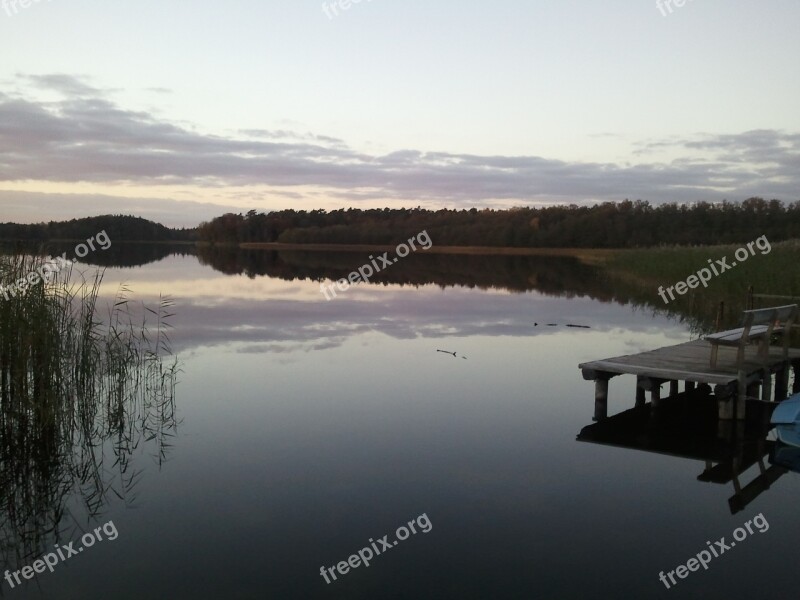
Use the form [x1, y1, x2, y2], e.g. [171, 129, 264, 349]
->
[577, 393, 792, 514]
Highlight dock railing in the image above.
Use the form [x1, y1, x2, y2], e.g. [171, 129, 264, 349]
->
[746, 287, 800, 331]
[746, 285, 800, 308]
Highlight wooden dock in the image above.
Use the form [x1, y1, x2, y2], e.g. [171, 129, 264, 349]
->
[579, 339, 800, 420]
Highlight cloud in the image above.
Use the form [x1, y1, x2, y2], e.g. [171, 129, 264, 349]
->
[1, 74, 799, 208]
[22, 73, 103, 97]
[239, 129, 346, 146]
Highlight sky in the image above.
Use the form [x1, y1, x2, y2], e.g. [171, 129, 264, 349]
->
[1, 0, 799, 227]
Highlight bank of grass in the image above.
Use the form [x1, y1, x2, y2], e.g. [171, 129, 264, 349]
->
[604, 239, 800, 332]
[0, 253, 179, 564]
[607, 239, 800, 294]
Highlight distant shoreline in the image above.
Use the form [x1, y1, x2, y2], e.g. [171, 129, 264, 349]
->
[237, 242, 617, 262]
[1, 239, 195, 245]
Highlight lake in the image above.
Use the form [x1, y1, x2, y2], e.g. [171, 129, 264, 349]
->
[3, 247, 798, 599]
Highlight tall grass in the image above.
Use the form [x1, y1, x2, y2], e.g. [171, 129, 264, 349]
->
[604, 240, 800, 334]
[0, 253, 179, 566]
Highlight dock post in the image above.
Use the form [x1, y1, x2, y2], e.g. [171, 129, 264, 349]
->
[669, 380, 679, 397]
[761, 370, 773, 402]
[685, 381, 696, 392]
[594, 376, 610, 421]
[715, 383, 735, 420]
[718, 397, 734, 420]
[736, 392, 746, 419]
[638, 377, 665, 408]
[651, 383, 662, 408]
[792, 360, 800, 394]
[735, 371, 747, 420]
[635, 377, 646, 408]
[775, 365, 789, 402]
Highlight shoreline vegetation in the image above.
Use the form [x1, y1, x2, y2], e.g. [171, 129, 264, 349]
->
[0, 253, 179, 564]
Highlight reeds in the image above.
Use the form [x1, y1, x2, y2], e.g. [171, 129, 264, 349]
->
[0, 253, 179, 566]
[604, 240, 800, 334]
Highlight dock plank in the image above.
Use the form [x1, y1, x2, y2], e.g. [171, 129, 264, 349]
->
[579, 339, 800, 386]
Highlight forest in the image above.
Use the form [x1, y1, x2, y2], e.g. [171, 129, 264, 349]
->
[2, 198, 799, 248]
[197, 198, 800, 248]
[0, 215, 196, 242]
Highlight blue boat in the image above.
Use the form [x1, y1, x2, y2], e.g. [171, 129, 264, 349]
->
[771, 393, 800, 448]
[771, 392, 800, 424]
[775, 424, 800, 448]
[772, 443, 800, 473]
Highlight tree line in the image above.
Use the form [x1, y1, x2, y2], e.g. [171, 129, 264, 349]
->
[2, 198, 798, 248]
[0, 215, 196, 243]
[197, 198, 800, 248]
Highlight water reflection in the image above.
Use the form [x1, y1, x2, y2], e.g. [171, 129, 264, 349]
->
[0, 243, 728, 344]
[0, 241, 195, 269]
[195, 245, 609, 294]
[106, 249, 679, 355]
[5, 239, 759, 342]
[193, 246, 740, 335]
[577, 393, 793, 514]
[771, 444, 800, 473]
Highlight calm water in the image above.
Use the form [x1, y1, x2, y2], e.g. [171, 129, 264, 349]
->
[4, 248, 799, 599]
